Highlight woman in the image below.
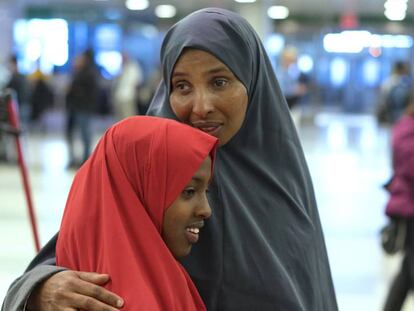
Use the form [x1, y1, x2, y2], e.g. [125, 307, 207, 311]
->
[383, 91, 414, 311]
[55, 116, 217, 310]
[2, 8, 337, 311]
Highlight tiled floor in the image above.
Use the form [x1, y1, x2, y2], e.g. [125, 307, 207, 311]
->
[0, 110, 413, 310]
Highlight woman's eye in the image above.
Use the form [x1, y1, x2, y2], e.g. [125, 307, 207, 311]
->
[173, 81, 190, 92]
[213, 78, 228, 87]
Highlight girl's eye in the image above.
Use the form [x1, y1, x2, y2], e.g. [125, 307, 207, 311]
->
[182, 188, 196, 199]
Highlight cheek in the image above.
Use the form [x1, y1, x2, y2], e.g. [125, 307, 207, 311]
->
[170, 95, 190, 121]
[225, 89, 248, 123]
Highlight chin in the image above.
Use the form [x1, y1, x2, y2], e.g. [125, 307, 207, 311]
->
[174, 246, 192, 259]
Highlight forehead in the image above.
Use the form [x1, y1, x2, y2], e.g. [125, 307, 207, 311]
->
[192, 156, 212, 180]
[173, 49, 229, 72]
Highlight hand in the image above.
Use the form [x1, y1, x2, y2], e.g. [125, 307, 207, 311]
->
[27, 270, 124, 311]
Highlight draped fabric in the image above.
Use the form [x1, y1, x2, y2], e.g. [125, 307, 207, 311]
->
[56, 116, 217, 310]
[147, 8, 338, 310]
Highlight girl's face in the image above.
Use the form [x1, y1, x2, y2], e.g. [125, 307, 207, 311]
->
[170, 49, 248, 146]
[162, 156, 212, 258]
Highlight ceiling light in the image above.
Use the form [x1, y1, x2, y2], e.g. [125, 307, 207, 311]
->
[384, 8, 406, 21]
[267, 6, 289, 19]
[384, 1, 407, 11]
[126, 0, 149, 11]
[234, 0, 256, 3]
[155, 5, 176, 18]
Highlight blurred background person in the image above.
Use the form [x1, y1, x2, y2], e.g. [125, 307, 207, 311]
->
[65, 49, 100, 169]
[4, 55, 30, 127]
[136, 65, 161, 116]
[276, 46, 310, 127]
[277, 46, 309, 109]
[377, 61, 412, 126]
[111, 52, 143, 120]
[383, 88, 414, 311]
[28, 65, 54, 132]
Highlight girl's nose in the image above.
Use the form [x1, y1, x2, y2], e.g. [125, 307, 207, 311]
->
[196, 199, 212, 219]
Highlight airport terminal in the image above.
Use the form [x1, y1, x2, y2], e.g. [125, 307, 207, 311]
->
[0, 0, 414, 310]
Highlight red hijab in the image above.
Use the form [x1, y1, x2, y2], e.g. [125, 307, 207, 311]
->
[56, 116, 217, 310]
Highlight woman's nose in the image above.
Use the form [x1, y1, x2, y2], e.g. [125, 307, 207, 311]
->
[191, 90, 214, 118]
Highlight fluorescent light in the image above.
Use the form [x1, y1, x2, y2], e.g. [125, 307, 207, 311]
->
[126, 0, 149, 11]
[384, 9, 406, 21]
[384, 1, 407, 11]
[234, 0, 256, 3]
[155, 5, 176, 18]
[265, 34, 285, 55]
[323, 31, 371, 53]
[384, 0, 407, 21]
[323, 31, 413, 53]
[267, 6, 289, 20]
[298, 54, 314, 73]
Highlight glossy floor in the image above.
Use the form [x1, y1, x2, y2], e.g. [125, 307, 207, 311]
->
[0, 111, 412, 310]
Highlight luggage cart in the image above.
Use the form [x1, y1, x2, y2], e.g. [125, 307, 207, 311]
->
[0, 89, 40, 252]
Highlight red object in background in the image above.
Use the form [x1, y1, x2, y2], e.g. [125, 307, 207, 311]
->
[340, 12, 359, 29]
[6, 93, 40, 252]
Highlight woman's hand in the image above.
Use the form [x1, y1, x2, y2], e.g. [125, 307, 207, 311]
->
[27, 270, 124, 311]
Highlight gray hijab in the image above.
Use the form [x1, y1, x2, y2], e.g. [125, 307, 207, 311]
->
[147, 8, 337, 311]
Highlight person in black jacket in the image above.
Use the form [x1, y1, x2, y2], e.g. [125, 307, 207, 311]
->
[65, 49, 99, 168]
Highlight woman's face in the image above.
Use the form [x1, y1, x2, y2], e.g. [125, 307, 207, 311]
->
[170, 49, 248, 146]
[162, 156, 212, 258]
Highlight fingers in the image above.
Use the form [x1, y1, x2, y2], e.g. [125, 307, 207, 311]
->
[75, 274, 124, 309]
[27, 270, 124, 311]
[71, 292, 122, 311]
[77, 271, 110, 285]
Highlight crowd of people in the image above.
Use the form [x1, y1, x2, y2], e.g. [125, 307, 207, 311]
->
[0, 50, 159, 167]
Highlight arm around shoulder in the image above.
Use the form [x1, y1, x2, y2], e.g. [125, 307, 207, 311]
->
[1, 234, 64, 311]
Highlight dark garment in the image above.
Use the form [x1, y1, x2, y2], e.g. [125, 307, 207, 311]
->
[29, 79, 54, 121]
[6, 73, 30, 106]
[66, 66, 99, 113]
[65, 65, 99, 164]
[384, 219, 414, 311]
[148, 8, 337, 311]
[66, 109, 92, 164]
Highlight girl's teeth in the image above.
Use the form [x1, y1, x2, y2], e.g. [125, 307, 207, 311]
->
[187, 228, 200, 234]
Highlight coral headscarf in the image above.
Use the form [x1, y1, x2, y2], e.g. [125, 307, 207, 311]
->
[56, 116, 217, 310]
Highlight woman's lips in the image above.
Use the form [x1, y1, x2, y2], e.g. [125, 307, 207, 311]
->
[192, 121, 223, 137]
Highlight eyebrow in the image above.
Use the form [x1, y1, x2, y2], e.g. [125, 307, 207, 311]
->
[191, 176, 209, 184]
[172, 65, 229, 78]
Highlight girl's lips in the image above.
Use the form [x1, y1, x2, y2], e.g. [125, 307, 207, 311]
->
[185, 230, 199, 244]
[185, 221, 204, 244]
